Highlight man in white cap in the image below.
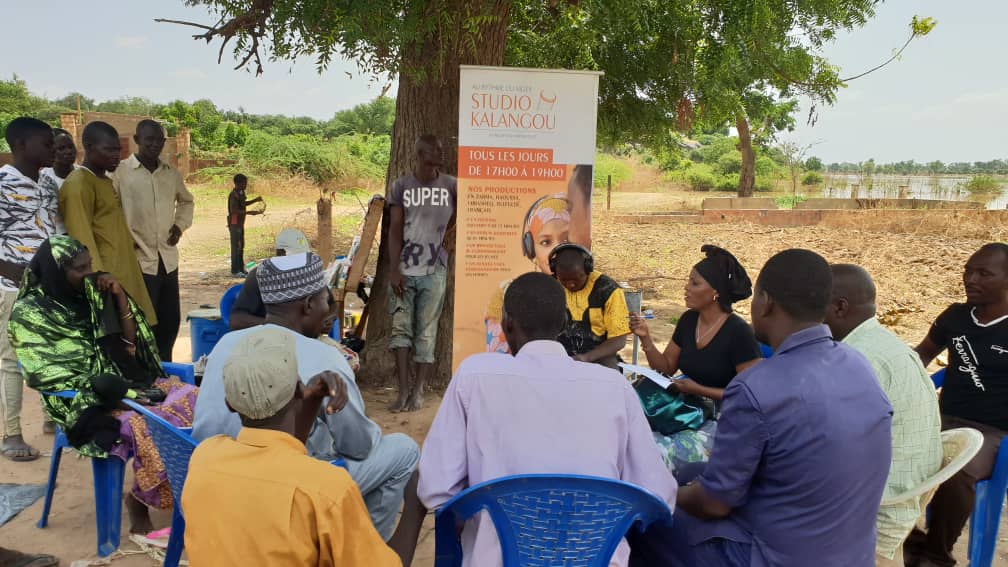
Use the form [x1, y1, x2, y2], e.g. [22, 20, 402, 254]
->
[183, 327, 402, 566]
[193, 251, 420, 546]
[229, 227, 313, 330]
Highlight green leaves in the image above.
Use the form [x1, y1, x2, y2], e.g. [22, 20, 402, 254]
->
[911, 15, 937, 37]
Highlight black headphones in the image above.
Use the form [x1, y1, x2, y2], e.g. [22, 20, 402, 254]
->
[548, 242, 594, 275]
[521, 194, 569, 259]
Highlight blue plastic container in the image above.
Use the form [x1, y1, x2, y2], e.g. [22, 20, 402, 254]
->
[187, 308, 229, 361]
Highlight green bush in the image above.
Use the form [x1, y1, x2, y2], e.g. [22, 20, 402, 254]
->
[237, 131, 389, 184]
[715, 152, 743, 175]
[755, 155, 781, 177]
[697, 136, 738, 164]
[754, 178, 775, 192]
[687, 170, 717, 191]
[593, 153, 633, 189]
[715, 174, 739, 192]
[801, 171, 824, 186]
[962, 174, 1002, 194]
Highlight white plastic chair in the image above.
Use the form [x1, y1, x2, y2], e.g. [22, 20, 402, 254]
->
[876, 427, 984, 566]
[879, 428, 983, 508]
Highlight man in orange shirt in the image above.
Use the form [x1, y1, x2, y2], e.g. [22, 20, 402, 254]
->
[182, 327, 402, 567]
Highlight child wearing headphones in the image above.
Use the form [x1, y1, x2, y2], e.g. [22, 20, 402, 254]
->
[483, 165, 594, 354]
[550, 243, 631, 369]
[485, 194, 572, 353]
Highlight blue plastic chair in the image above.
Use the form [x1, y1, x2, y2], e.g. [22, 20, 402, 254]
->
[36, 361, 196, 558]
[161, 361, 196, 386]
[931, 368, 945, 388]
[123, 399, 197, 567]
[929, 368, 1008, 567]
[36, 390, 126, 558]
[433, 474, 672, 567]
[219, 284, 243, 328]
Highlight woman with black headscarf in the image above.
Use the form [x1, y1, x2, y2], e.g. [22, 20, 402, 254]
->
[629, 245, 761, 480]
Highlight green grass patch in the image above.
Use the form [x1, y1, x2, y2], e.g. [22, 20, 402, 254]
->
[594, 152, 634, 189]
[775, 194, 808, 209]
[961, 174, 1003, 194]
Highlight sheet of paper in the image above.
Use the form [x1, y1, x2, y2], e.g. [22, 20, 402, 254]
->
[618, 363, 672, 389]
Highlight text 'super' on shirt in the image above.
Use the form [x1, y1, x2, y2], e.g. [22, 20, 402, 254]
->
[388, 173, 457, 277]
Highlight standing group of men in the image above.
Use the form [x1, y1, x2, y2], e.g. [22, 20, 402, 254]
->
[0, 117, 193, 462]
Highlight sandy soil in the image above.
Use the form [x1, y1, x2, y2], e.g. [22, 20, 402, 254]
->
[2, 183, 1006, 565]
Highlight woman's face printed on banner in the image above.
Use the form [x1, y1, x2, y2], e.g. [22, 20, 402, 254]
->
[527, 196, 571, 273]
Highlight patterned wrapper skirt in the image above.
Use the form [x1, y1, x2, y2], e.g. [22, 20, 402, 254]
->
[653, 419, 719, 485]
[109, 377, 198, 509]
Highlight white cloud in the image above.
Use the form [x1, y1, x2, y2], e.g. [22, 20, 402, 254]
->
[114, 35, 149, 49]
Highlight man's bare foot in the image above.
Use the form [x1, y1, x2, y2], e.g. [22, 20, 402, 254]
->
[2, 435, 40, 462]
[389, 392, 409, 413]
[124, 493, 154, 534]
[403, 389, 424, 412]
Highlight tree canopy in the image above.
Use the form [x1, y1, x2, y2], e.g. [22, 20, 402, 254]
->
[171, 1, 933, 197]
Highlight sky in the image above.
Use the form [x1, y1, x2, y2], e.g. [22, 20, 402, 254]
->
[1, 1, 1004, 164]
[787, 1, 1008, 163]
[0, 2, 388, 118]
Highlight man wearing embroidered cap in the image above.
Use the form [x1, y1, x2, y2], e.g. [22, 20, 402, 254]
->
[193, 252, 421, 546]
[229, 227, 314, 330]
[183, 327, 402, 566]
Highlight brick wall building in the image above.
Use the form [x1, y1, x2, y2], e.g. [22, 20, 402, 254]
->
[59, 112, 191, 175]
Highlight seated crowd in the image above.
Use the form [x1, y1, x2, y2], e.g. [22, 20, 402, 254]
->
[3, 118, 1008, 567]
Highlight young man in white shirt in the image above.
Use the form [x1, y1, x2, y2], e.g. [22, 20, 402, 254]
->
[0, 117, 57, 462]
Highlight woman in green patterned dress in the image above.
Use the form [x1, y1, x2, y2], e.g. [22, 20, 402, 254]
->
[8, 235, 198, 534]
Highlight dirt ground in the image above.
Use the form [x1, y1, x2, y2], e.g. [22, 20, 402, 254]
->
[2, 181, 1007, 565]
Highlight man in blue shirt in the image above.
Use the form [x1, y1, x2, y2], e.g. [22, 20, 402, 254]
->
[631, 249, 893, 567]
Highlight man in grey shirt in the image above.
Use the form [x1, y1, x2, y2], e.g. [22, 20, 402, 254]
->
[192, 252, 419, 540]
[387, 134, 457, 412]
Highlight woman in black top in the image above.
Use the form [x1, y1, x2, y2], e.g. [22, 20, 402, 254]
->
[631, 245, 761, 399]
[629, 245, 761, 481]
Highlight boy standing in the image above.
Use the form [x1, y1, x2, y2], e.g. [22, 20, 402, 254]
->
[0, 117, 56, 462]
[387, 134, 456, 412]
[227, 173, 264, 277]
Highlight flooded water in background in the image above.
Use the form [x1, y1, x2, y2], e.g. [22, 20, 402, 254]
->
[821, 175, 1008, 209]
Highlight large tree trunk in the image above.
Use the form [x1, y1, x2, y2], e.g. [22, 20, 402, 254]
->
[736, 113, 756, 198]
[358, 1, 511, 389]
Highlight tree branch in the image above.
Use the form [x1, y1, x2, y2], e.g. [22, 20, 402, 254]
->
[152, 18, 216, 33]
[154, 1, 274, 75]
[839, 32, 915, 82]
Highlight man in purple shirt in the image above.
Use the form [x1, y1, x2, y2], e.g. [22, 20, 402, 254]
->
[632, 249, 893, 567]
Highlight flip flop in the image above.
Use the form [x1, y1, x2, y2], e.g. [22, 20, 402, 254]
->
[0, 548, 60, 567]
[1, 444, 40, 462]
